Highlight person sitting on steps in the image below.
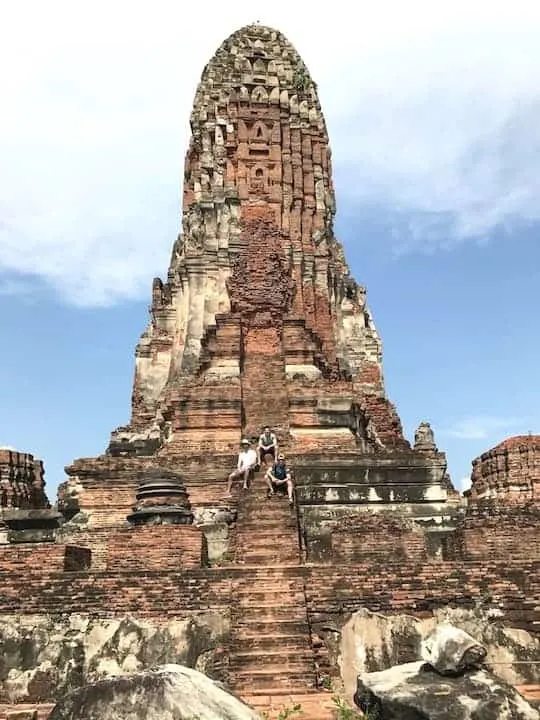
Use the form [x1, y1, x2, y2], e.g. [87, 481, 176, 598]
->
[258, 426, 278, 466]
[226, 438, 257, 496]
[266, 453, 294, 506]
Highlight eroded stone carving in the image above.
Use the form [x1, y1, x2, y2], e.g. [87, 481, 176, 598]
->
[414, 421, 438, 452]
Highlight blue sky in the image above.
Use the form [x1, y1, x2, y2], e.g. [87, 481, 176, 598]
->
[1, 0, 539, 497]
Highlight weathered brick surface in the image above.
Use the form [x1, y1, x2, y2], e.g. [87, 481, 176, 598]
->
[0, 544, 89, 573]
[0, 570, 232, 617]
[106, 525, 205, 571]
[305, 561, 540, 635]
[468, 435, 540, 503]
[322, 514, 427, 563]
[0, 449, 49, 511]
[448, 504, 540, 561]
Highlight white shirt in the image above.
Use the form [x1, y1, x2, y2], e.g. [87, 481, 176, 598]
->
[237, 448, 257, 470]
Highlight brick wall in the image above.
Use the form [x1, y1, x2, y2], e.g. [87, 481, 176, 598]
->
[324, 514, 427, 563]
[305, 561, 540, 635]
[106, 525, 206, 571]
[58, 529, 114, 570]
[1, 562, 537, 630]
[468, 435, 540, 503]
[0, 544, 89, 573]
[449, 505, 540, 561]
[0, 570, 233, 617]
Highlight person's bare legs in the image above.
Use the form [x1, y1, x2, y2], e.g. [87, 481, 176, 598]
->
[226, 469, 240, 496]
[242, 467, 251, 490]
[286, 478, 294, 504]
[266, 472, 275, 496]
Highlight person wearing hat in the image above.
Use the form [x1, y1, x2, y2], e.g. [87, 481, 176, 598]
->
[226, 438, 258, 496]
[265, 453, 294, 506]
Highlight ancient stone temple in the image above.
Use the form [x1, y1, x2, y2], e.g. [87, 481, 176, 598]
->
[72, 22, 454, 535]
[111, 26, 398, 456]
[0, 24, 538, 720]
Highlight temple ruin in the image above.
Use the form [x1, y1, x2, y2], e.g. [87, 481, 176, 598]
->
[0, 24, 538, 719]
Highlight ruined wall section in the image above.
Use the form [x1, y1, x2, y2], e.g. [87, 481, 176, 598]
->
[0, 449, 49, 515]
[467, 435, 539, 504]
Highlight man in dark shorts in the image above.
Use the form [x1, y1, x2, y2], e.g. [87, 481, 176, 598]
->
[265, 453, 294, 506]
[258, 426, 278, 466]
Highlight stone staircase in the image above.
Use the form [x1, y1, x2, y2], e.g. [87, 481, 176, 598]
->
[232, 468, 301, 566]
[230, 567, 336, 719]
[227, 472, 336, 718]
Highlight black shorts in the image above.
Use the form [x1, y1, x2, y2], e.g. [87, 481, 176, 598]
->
[259, 445, 276, 460]
[271, 480, 288, 494]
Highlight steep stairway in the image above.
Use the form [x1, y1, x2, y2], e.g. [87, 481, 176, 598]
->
[233, 468, 301, 565]
[230, 568, 336, 718]
[228, 474, 336, 718]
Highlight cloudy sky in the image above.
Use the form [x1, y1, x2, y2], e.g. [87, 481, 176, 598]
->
[1, 0, 539, 495]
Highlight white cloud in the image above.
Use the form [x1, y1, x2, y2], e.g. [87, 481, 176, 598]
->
[442, 415, 526, 440]
[1, 0, 539, 305]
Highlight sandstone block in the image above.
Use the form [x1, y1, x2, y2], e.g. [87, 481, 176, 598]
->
[421, 623, 487, 676]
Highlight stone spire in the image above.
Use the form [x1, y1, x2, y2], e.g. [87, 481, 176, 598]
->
[109, 24, 407, 455]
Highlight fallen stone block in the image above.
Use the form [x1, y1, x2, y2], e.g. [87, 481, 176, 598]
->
[49, 664, 260, 720]
[355, 661, 539, 720]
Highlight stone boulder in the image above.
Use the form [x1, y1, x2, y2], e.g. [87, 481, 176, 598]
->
[355, 661, 539, 720]
[421, 623, 487, 676]
[48, 664, 260, 720]
[336, 607, 540, 698]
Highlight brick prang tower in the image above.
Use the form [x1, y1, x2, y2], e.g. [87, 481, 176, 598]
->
[64, 22, 458, 544]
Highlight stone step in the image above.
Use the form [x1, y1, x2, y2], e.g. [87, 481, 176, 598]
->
[232, 619, 309, 635]
[234, 554, 301, 565]
[232, 671, 318, 692]
[231, 666, 318, 680]
[234, 539, 298, 549]
[235, 519, 298, 529]
[232, 611, 308, 624]
[236, 517, 296, 528]
[233, 602, 305, 613]
[234, 543, 300, 553]
[234, 581, 302, 590]
[231, 648, 314, 664]
[235, 636, 312, 652]
[237, 505, 295, 516]
[233, 589, 305, 601]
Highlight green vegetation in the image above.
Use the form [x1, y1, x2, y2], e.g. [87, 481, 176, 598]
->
[261, 703, 303, 719]
[333, 694, 377, 719]
[292, 65, 310, 93]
